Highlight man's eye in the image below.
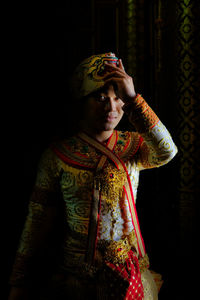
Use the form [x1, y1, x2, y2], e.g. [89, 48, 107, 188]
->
[97, 95, 106, 102]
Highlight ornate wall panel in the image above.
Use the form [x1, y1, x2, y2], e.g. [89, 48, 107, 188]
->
[125, 0, 137, 77]
[124, 0, 145, 93]
[175, 0, 200, 248]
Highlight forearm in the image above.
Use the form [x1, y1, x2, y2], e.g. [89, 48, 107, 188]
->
[123, 94, 159, 133]
[124, 94, 178, 168]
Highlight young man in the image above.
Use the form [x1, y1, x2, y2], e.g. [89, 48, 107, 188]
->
[9, 52, 177, 300]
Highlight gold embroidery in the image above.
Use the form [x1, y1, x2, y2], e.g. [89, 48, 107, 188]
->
[94, 164, 126, 209]
[97, 231, 139, 265]
[138, 254, 150, 273]
[114, 132, 130, 154]
[103, 238, 131, 264]
[127, 229, 138, 252]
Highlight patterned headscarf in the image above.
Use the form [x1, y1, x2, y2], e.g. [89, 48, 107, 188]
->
[70, 52, 119, 99]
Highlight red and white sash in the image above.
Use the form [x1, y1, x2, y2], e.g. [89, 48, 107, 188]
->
[78, 131, 146, 265]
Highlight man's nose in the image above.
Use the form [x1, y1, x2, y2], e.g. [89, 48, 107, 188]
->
[104, 97, 117, 111]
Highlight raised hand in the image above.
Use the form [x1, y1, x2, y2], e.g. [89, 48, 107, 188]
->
[103, 59, 136, 103]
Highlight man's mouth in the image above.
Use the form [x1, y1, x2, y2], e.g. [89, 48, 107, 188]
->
[105, 114, 117, 122]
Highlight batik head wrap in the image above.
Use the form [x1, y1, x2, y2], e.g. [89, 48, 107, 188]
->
[71, 52, 119, 99]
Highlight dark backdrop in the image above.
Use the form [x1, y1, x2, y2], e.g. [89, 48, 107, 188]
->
[6, 1, 200, 299]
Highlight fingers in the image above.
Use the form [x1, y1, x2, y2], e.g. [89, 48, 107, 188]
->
[104, 59, 125, 74]
[104, 77, 121, 84]
[103, 70, 126, 80]
[118, 59, 125, 70]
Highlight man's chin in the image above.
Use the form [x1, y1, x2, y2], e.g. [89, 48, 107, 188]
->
[102, 123, 117, 131]
[96, 119, 121, 131]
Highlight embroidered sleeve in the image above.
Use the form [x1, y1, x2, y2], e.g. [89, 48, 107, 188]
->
[9, 148, 61, 287]
[124, 94, 178, 170]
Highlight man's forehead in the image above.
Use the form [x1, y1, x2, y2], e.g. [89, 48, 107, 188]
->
[92, 84, 115, 96]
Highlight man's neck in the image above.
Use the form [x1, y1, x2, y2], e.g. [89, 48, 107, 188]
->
[82, 127, 114, 143]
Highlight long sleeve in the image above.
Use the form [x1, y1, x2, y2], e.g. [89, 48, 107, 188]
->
[124, 94, 178, 170]
[9, 148, 62, 287]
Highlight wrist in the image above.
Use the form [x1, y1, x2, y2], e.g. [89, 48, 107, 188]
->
[128, 91, 136, 101]
[130, 93, 141, 102]
[124, 93, 141, 104]
[122, 93, 142, 111]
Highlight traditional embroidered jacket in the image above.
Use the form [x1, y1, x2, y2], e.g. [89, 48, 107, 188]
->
[9, 95, 177, 299]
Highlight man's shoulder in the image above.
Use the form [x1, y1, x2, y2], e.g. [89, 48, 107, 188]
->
[115, 130, 142, 160]
[115, 130, 141, 145]
[49, 134, 87, 154]
[48, 135, 98, 169]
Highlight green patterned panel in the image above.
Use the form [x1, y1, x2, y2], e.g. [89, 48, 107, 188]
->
[125, 0, 137, 77]
[176, 0, 199, 243]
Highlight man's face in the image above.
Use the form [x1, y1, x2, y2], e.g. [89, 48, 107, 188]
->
[81, 84, 124, 133]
